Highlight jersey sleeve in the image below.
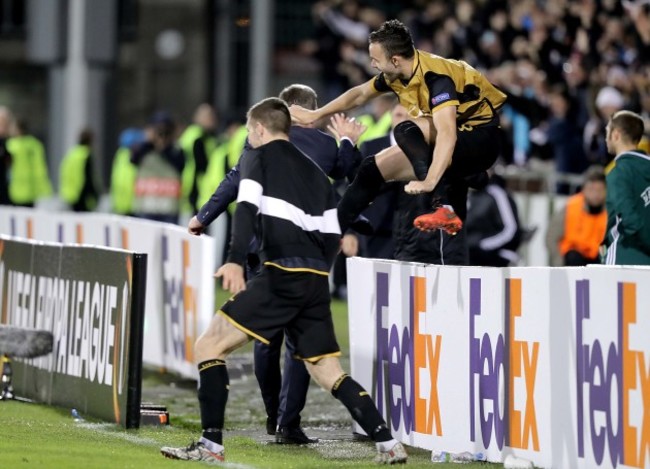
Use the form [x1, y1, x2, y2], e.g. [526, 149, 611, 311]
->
[372, 74, 392, 93]
[227, 148, 263, 265]
[423, 73, 459, 112]
[196, 163, 241, 226]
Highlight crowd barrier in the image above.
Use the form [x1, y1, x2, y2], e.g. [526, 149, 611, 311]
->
[347, 257, 650, 469]
[0, 207, 217, 379]
[0, 236, 147, 428]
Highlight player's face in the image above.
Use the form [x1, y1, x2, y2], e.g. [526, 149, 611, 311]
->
[369, 42, 400, 81]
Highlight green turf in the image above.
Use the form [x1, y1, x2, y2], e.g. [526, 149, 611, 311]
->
[0, 289, 495, 468]
[0, 399, 493, 468]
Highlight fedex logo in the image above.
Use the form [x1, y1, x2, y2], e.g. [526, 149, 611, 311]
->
[469, 278, 540, 451]
[162, 237, 197, 363]
[576, 280, 650, 468]
[373, 272, 442, 436]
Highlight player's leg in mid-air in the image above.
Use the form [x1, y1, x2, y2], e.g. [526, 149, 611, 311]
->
[336, 116, 463, 235]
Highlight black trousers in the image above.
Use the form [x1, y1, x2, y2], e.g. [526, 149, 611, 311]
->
[253, 330, 310, 428]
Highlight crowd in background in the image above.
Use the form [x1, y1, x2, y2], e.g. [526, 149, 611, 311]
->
[1, 0, 650, 274]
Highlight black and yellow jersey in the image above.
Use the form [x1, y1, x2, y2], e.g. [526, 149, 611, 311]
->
[372, 49, 507, 128]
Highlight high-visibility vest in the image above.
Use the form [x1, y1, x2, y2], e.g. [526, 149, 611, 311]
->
[59, 144, 91, 205]
[110, 147, 138, 214]
[559, 192, 607, 259]
[227, 125, 248, 170]
[357, 111, 392, 145]
[179, 124, 217, 213]
[197, 142, 228, 209]
[7, 135, 52, 204]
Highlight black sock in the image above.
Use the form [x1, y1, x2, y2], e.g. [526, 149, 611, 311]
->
[393, 120, 431, 181]
[198, 359, 229, 445]
[331, 374, 392, 442]
[338, 156, 385, 233]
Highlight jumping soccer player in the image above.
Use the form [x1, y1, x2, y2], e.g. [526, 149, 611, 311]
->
[290, 19, 506, 235]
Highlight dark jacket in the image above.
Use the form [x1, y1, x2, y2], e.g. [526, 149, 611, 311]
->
[465, 175, 522, 267]
[197, 125, 360, 226]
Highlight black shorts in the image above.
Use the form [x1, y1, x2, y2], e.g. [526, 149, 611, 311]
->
[446, 124, 501, 178]
[219, 264, 340, 362]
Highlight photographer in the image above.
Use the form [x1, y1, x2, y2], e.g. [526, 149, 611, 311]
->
[131, 111, 185, 224]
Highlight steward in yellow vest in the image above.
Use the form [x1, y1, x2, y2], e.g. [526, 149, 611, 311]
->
[179, 104, 217, 214]
[110, 128, 144, 215]
[59, 129, 98, 212]
[132, 113, 185, 224]
[7, 120, 53, 207]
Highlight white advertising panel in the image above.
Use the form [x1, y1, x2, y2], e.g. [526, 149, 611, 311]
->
[0, 207, 216, 378]
[348, 258, 650, 469]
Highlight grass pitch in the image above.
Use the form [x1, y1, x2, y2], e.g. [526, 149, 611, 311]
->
[0, 293, 493, 468]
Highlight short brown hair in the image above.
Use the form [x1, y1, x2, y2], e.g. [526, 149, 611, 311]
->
[247, 97, 291, 135]
[583, 165, 606, 185]
[609, 110, 645, 145]
[369, 20, 415, 60]
[279, 84, 318, 110]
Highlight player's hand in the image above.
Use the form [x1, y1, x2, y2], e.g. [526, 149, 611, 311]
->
[404, 180, 435, 194]
[341, 233, 359, 257]
[289, 104, 318, 125]
[188, 216, 206, 236]
[327, 113, 367, 145]
[214, 263, 246, 294]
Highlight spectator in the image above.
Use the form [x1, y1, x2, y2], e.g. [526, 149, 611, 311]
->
[603, 110, 650, 265]
[131, 112, 185, 224]
[179, 103, 218, 214]
[110, 128, 144, 216]
[584, 86, 625, 166]
[465, 172, 523, 267]
[546, 166, 607, 266]
[6, 119, 52, 207]
[59, 128, 99, 212]
[547, 86, 590, 193]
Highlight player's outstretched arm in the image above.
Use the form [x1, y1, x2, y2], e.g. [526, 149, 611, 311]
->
[289, 80, 378, 125]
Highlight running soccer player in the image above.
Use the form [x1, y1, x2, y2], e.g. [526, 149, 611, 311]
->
[161, 97, 407, 465]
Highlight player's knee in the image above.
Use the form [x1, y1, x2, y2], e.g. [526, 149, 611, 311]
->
[393, 120, 424, 147]
[306, 358, 344, 391]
